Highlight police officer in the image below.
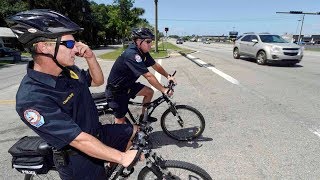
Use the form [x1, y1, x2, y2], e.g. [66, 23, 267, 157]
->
[106, 28, 176, 124]
[8, 9, 138, 179]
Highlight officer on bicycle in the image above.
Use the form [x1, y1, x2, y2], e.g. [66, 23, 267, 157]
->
[8, 9, 138, 180]
[105, 27, 176, 124]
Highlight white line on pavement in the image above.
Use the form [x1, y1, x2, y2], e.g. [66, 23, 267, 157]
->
[186, 55, 240, 85]
[310, 128, 320, 138]
[207, 66, 240, 85]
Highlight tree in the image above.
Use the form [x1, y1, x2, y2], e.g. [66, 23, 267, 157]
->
[108, 0, 148, 47]
[0, 0, 28, 27]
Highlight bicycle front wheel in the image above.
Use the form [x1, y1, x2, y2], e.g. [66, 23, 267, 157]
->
[137, 160, 212, 180]
[24, 170, 60, 180]
[161, 105, 205, 141]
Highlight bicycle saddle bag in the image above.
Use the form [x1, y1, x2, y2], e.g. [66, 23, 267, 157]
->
[8, 136, 54, 175]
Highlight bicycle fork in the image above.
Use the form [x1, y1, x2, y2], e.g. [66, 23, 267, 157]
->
[167, 102, 184, 128]
[146, 152, 175, 179]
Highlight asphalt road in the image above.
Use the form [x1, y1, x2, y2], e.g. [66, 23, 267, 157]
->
[0, 42, 320, 179]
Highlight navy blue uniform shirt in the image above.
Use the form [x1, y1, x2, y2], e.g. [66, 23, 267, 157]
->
[16, 61, 101, 150]
[107, 43, 156, 88]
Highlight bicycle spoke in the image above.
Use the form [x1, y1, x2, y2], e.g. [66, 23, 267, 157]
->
[163, 107, 202, 140]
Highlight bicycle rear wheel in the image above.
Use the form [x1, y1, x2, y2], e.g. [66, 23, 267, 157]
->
[24, 170, 60, 180]
[137, 160, 212, 180]
[161, 105, 205, 141]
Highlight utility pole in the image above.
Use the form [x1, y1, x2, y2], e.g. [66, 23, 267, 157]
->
[276, 11, 320, 43]
[298, 14, 305, 43]
[154, 0, 158, 53]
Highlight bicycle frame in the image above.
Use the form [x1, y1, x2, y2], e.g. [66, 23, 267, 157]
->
[127, 93, 175, 124]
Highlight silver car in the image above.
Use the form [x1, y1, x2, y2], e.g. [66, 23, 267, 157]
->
[233, 33, 303, 66]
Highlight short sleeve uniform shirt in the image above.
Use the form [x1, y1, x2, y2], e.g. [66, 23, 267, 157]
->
[16, 61, 100, 150]
[107, 43, 156, 89]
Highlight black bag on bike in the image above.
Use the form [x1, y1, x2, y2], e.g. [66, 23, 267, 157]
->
[8, 136, 54, 174]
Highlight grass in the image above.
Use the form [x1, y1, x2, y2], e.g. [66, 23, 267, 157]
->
[0, 60, 12, 67]
[98, 47, 125, 60]
[97, 42, 194, 61]
[305, 48, 320, 52]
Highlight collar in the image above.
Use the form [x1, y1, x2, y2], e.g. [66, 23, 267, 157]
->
[26, 61, 79, 88]
[26, 61, 57, 88]
[129, 43, 146, 58]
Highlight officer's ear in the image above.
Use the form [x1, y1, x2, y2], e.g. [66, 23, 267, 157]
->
[36, 41, 55, 54]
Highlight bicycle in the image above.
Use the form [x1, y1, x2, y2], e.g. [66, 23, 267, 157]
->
[10, 104, 212, 180]
[92, 72, 206, 141]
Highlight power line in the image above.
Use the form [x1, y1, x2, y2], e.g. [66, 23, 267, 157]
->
[144, 17, 297, 23]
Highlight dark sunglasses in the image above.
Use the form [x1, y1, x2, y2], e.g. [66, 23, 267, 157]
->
[145, 39, 153, 44]
[59, 40, 76, 49]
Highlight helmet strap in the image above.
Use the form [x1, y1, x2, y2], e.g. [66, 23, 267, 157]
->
[133, 39, 145, 54]
[53, 37, 71, 78]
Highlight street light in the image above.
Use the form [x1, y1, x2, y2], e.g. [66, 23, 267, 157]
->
[298, 14, 305, 44]
[276, 11, 320, 44]
[295, 19, 301, 35]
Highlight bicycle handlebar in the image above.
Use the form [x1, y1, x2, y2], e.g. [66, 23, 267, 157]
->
[166, 70, 177, 95]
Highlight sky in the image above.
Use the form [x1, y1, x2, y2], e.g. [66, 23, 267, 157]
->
[93, 0, 320, 36]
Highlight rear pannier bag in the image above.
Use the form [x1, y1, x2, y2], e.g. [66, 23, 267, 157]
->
[8, 136, 54, 174]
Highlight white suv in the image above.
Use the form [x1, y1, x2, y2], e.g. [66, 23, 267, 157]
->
[233, 33, 303, 66]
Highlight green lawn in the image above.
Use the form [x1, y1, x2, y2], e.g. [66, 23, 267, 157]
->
[305, 48, 320, 52]
[98, 42, 194, 60]
[0, 60, 12, 67]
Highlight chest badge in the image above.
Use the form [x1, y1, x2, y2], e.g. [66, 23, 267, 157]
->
[135, 54, 142, 62]
[23, 109, 45, 128]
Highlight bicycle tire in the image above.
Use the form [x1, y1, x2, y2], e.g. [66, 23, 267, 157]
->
[24, 170, 60, 180]
[161, 105, 205, 141]
[137, 160, 212, 180]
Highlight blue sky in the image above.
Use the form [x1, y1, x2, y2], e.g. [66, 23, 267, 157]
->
[93, 0, 320, 36]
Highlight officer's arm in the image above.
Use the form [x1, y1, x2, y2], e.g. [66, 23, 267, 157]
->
[151, 63, 170, 79]
[86, 55, 104, 87]
[143, 72, 166, 93]
[70, 132, 136, 167]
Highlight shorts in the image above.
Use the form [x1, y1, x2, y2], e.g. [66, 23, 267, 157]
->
[56, 124, 133, 180]
[106, 82, 145, 118]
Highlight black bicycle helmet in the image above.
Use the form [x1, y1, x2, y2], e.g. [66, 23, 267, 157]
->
[6, 9, 82, 47]
[131, 28, 155, 40]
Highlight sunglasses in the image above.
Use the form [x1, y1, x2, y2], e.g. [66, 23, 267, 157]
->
[144, 39, 153, 44]
[59, 40, 76, 49]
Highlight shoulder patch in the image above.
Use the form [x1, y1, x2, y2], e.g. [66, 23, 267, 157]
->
[23, 109, 45, 128]
[135, 54, 142, 62]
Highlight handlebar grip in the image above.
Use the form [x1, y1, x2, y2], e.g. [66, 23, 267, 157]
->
[127, 148, 143, 170]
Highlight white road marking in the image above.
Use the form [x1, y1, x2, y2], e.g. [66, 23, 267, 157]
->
[186, 54, 240, 85]
[310, 128, 320, 138]
[152, 59, 162, 92]
[207, 66, 240, 85]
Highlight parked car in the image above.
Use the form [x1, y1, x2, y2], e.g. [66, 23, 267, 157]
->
[233, 32, 303, 66]
[176, 38, 183, 44]
[0, 47, 22, 63]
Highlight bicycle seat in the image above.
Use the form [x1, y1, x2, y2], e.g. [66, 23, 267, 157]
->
[37, 142, 53, 155]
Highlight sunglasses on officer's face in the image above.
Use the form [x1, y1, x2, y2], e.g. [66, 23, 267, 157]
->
[145, 39, 153, 44]
[59, 40, 76, 49]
